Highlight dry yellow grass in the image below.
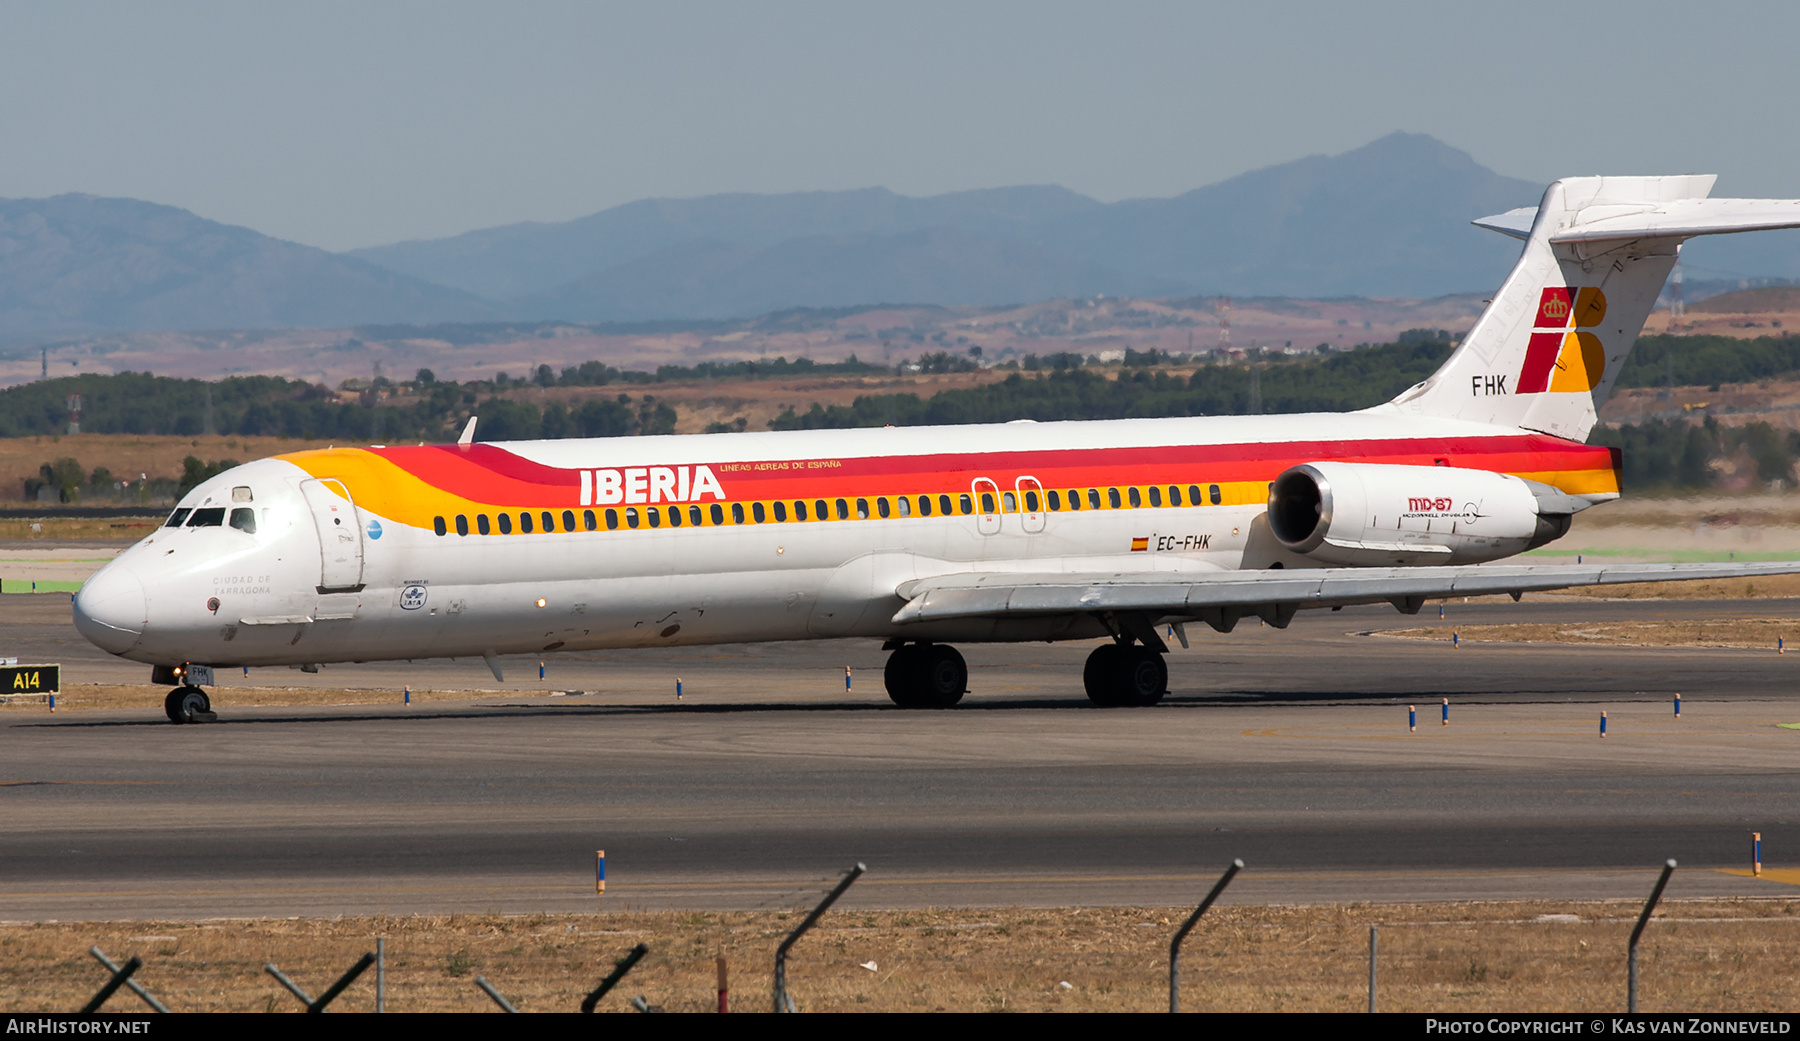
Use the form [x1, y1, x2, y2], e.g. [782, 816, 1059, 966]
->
[1379, 619, 1795, 650]
[5, 901, 1800, 1013]
[0, 518, 158, 542]
[0, 434, 323, 506]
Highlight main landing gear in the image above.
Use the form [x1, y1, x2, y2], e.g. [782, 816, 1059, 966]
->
[1083, 641, 1167, 707]
[163, 685, 214, 724]
[883, 642, 968, 709]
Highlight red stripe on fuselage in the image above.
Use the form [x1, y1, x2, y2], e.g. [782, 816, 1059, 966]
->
[363, 432, 1612, 504]
[370, 444, 578, 506]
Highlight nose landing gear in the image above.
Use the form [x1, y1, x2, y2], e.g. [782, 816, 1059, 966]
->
[1083, 642, 1167, 707]
[163, 685, 215, 724]
[883, 643, 967, 709]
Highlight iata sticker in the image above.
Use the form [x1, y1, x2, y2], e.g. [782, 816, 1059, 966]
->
[400, 585, 428, 611]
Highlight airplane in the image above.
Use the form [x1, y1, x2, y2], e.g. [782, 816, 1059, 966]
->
[72, 175, 1800, 723]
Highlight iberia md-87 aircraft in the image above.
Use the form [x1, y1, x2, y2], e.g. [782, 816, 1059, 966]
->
[71, 176, 1800, 722]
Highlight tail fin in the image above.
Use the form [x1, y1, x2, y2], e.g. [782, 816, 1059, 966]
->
[1381, 175, 1800, 440]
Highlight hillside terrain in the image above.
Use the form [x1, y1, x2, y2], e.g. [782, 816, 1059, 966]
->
[0, 196, 491, 339]
[0, 134, 1533, 338]
[356, 132, 1541, 313]
[4, 294, 1488, 390]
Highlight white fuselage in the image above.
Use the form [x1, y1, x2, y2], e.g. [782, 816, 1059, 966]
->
[72, 410, 1605, 669]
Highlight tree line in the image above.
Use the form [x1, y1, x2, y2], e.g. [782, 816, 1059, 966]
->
[8, 332, 1800, 493]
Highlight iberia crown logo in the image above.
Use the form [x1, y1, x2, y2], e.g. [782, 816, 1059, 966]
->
[1541, 296, 1569, 320]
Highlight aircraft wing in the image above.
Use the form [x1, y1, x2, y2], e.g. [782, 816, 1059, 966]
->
[892, 560, 1800, 626]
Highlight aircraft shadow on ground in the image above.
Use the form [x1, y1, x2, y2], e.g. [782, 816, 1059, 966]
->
[12, 685, 1619, 729]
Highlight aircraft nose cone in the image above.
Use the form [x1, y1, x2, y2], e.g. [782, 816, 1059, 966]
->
[73, 563, 147, 655]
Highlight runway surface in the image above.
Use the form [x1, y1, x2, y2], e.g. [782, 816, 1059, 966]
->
[6, 590, 1800, 919]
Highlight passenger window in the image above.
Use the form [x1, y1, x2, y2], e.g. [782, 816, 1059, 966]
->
[1067, 490, 1081, 511]
[1128, 487, 1141, 508]
[1048, 490, 1061, 511]
[433, 516, 447, 536]
[835, 498, 849, 520]
[626, 508, 640, 529]
[1189, 485, 1202, 505]
[1088, 489, 1102, 510]
[648, 508, 662, 528]
[980, 492, 995, 514]
[689, 505, 703, 526]
[1209, 483, 1222, 506]
[897, 496, 911, 517]
[1148, 486, 1161, 508]
[959, 493, 973, 515]
[753, 502, 766, 523]
[939, 494, 953, 515]
[165, 508, 192, 527]
[542, 511, 555, 533]
[668, 505, 682, 527]
[498, 513, 514, 534]
[455, 514, 469, 536]
[857, 498, 870, 519]
[520, 512, 534, 534]
[877, 497, 890, 518]
[477, 514, 491, 535]
[1025, 490, 1040, 512]
[584, 509, 597, 531]
[732, 503, 745, 524]
[1002, 491, 1016, 512]
[229, 507, 257, 534]
[772, 501, 786, 522]
[563, 510, 576, 532]
[1168, 486, 1182, 506]
[919, 495, 933, 516]
[710, 504, 724, 525]
[606, 509, 619, 530]
[794, 500, 808, 521]
[1107, 488, 1121, 509]
[815, 499, 828, 520]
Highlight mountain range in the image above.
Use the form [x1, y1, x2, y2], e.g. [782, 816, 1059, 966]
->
[5, 132, 1799, 341]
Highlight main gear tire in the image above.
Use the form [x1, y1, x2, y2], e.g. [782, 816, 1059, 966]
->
[885, 644, 967, 708]
[1084, 643, 1167, 707]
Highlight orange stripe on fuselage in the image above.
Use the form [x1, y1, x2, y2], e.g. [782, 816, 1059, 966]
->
[276, 433, 1619, 531]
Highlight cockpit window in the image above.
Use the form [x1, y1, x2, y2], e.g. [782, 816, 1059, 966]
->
[165, 508, 192, 528]
[229, 507, 257, 534]
[186, 507, 227, 527]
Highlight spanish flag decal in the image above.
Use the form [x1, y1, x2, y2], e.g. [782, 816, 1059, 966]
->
[1130, 537, 1149, 552]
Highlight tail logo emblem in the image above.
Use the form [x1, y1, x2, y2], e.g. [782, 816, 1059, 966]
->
[1518, 287, 1608, 394]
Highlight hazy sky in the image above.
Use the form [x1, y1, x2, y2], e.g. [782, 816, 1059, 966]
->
[4, 1, 1797, 252]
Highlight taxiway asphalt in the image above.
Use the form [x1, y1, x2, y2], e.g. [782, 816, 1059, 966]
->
[5, 593, 1800, 919]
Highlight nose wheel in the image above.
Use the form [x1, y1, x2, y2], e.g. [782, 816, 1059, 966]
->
[1084, 643, 1167, 707]
[884, 643, 967, 708]
[163, 685, 214, 724]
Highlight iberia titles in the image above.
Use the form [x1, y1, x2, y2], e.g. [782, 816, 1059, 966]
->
[580, 465, 729, 505]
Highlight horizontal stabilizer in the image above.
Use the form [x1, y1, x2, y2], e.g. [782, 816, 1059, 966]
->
[892, 560, 1800, 625]
[1475, 196, 1800, 244]
[1549, 197, 1800, 243]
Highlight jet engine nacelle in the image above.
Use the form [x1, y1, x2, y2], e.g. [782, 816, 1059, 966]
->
[1266, 461, 1571, 566]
